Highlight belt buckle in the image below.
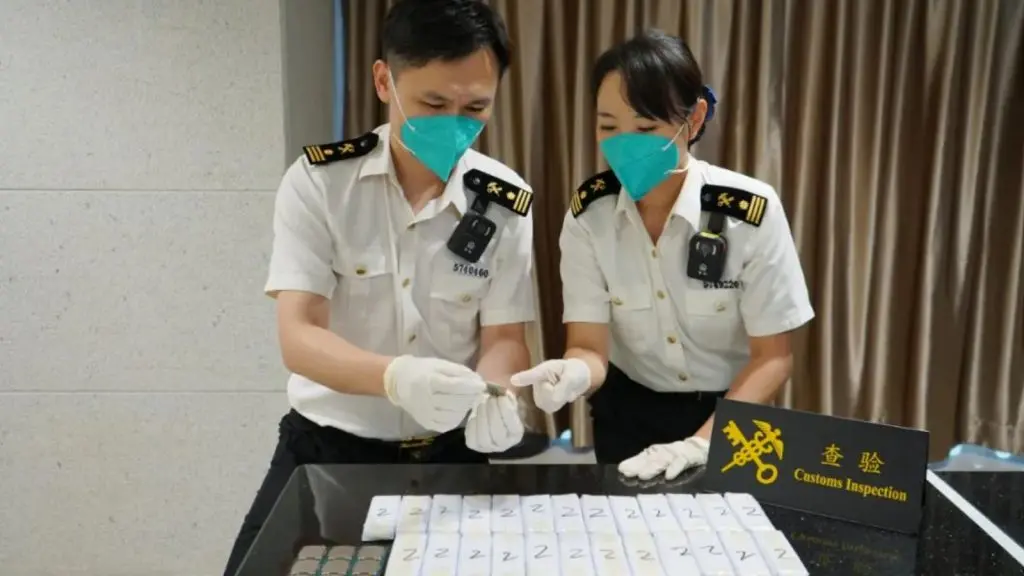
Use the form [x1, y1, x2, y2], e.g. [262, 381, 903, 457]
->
[399, 436, 435, 450]
[399, 435, 434, 462]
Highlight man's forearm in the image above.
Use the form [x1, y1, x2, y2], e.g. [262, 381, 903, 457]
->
[693, 354, 793, 440]
[566, 346, 608, 393]
[476, 339, 531, 386]
[280, 323, 393, 397]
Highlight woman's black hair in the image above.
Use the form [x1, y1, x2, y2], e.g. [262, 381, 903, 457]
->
[592, 30, 710, 140]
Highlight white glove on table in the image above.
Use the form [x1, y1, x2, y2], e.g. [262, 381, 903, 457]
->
[618, 436, 711, 481]
[464, 390, 524, 453]
[510, 358, 591, 413]
[383, 355, 486, 433]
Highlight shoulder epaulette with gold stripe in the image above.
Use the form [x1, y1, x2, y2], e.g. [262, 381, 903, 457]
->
[699, 184, 768, 227]
[463, 169, 533, 217]
[570, 170, 621, 217]
[303, 132, 379, 166]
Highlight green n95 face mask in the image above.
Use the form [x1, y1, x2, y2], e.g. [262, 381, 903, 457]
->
[600, 130, 686, 201]
[398, 115, 484, 182]
[601, 85, 719, 201]
[389, 72, 484, 182]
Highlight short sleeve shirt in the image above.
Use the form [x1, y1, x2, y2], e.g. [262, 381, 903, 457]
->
[559, 156, 813, 392]
[265, 124, 536, 439]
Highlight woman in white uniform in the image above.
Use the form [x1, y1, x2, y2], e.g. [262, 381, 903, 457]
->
[512, 30, 814, 481]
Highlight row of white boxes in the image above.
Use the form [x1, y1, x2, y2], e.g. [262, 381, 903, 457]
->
[382, 528, 807, 576]
[363, 493, 808, 576]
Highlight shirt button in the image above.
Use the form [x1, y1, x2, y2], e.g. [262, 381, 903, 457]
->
[667, 335, 677, 344]
[460, 294, 472, 303]
[678, 373, 689, 382]
[657, 290, 666, 299]
[715, 302, 727, 312]
[651, 249, 658, 258]
[402, 278, 411, 288]
[612, 297, 623, 306]
[355, 266, 367, 276]
[408, 334, 417, 344]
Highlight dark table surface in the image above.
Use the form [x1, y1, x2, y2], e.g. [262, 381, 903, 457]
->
[236, 464, 1024, 576]
[937, 471, 1024, 553]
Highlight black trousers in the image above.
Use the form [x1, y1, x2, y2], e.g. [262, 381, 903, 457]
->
[222, 410, 487, 576]
[588, 363, 726, 464]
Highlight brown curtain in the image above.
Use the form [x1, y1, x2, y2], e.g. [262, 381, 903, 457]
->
[344, 0, 1024, 459]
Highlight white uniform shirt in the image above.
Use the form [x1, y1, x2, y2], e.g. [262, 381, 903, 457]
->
[560, 156, 814, 392]
[265, 124, 536, 439]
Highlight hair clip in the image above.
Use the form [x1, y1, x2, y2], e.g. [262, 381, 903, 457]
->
[702, 85, 718, 122]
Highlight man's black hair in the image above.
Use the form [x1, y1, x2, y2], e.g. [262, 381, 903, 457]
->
[592, 29, 704, 125]
[382, 0, 511, 77]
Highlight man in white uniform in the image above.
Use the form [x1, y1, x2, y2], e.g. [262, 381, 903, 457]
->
[512, 30, 814, 481]
[223, 1, 533, 573]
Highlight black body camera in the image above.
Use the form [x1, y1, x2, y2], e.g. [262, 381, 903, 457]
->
[447, 209, 497, 263]
[686, 211, 728, 281]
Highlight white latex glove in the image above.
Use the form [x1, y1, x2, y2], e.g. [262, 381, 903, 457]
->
[464, 390, 525, 453]
[618, 436, 711, 481]
[383, 355, 487, 433]
[509, 358, 591, 413]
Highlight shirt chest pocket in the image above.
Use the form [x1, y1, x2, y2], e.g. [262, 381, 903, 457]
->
[683, 289, 744, 348]
[336, 252, 390, 327]
[609, 286, 654, 347]
[429, 268, 489, 345]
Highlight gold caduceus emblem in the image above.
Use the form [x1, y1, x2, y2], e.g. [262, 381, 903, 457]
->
[339, 143, 355, 154]
[720, 419, 785, 485]
[590, 178, 606, 192]
[486, 182, 503, 196]
[717, 192, 734, 208]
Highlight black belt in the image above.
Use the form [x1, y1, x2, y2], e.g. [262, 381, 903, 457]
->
[371, 431, 463, 461]
[283, 410, 465, 462]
